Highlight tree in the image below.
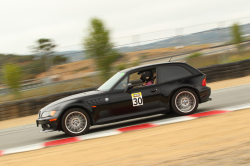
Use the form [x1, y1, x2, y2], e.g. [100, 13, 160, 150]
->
[3, 64, 22, 96]
[231, 23, 243, 52]
[84, 18, 120, 81]
[31, 38, 57, 78]
[32, 38, 56, 55]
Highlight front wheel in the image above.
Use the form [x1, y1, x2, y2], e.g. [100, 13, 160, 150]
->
[171, 88, 198, 116]
[61, 108, 90, 136]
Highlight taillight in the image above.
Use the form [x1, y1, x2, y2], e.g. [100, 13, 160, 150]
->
[202, 78, 206, 86]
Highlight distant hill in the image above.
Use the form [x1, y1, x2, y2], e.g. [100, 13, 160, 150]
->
[13, 23, 250, 63]
[54, 51, 85, 62]
[2, 23, 249, 82]
[117, 23, 250, 53]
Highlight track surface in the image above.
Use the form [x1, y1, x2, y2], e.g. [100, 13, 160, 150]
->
[0, 84, 250, 150]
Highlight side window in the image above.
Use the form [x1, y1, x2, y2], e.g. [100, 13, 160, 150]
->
[114, 76, 128, 90]
[129, 68, 157, 88]
[158, 65, 192, 83]
[129, 72, 142, 88]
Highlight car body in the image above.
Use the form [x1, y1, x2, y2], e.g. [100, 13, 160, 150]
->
[36, 62, 211, 136]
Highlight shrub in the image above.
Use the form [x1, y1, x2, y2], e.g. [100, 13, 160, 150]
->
[130, 60, 140, 67]
[188, 52, 203, 58]
[117, 63, 127, 71]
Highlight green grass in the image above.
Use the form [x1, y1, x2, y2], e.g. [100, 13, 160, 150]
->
[0, 76, 102, 103]
[225, 54, 250, 63]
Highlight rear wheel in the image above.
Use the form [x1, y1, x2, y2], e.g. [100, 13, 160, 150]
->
[171, 88, 198, 115]
[61, 108, 90, 136]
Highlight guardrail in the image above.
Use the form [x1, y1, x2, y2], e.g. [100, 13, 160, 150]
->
[0, 59, 250, 121]
[198, 59, 250, 82]
[0, 87, 96, 121]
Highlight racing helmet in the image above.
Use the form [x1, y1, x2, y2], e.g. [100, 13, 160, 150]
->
[137, 70, 153, 82]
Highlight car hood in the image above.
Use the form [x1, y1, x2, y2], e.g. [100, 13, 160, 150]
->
[41, 90, 105, 111]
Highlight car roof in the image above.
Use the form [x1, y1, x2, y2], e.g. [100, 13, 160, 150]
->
[119, 62, 186, 73]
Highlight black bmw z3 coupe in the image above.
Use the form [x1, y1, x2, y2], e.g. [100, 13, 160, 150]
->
[36, 62, 211, 136]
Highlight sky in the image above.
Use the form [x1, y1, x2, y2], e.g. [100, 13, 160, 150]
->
[0, 0, 250, 55]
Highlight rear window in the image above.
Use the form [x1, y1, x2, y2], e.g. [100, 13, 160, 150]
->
[158, 65, 192, 83]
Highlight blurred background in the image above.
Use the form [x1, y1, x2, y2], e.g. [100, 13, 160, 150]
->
[0, 0, 250, 120]
[1, 1, 250, 165]
[1, 17, 250, 104]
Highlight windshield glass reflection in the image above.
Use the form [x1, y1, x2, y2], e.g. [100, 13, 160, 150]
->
[97, 72, 125, 91]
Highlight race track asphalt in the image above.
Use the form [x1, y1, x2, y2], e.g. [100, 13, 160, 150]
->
[0, 83, 250, 150]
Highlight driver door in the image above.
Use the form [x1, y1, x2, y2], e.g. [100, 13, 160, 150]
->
[108, 74, 162, 121]
[108, 76, 139, 120]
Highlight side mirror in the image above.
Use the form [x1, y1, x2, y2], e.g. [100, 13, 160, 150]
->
[125, 83, 133, 92]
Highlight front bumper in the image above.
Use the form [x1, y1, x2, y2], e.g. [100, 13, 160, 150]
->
[36, 118, 60, 132]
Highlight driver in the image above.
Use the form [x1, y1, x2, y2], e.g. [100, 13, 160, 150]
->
[137, 70, 154, 86]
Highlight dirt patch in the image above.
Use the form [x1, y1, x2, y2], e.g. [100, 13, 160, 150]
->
[36, 59, 96, 81]
[0, 109, 249, 166]
[114, 45, 209, 66]
[0, 115, 37, 130]
[207, 75, 250, 90]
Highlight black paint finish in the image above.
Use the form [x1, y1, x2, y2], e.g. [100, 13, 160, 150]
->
[36, 62, 211, 131]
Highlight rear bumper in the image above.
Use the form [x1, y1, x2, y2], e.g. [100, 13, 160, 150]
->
[198, 86, 211, 103]
[203, 97, 212, 103]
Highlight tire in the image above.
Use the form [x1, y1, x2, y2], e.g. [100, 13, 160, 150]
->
[171, 88, 198, 116]
[61, 108, 90, 136]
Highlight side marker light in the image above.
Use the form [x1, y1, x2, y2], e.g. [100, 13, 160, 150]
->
[49, 118, 57, 122]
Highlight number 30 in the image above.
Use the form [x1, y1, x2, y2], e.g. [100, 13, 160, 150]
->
[133, 98, 137, 105]
[138, 97, 142, 104]
[133, 97, 142, 105]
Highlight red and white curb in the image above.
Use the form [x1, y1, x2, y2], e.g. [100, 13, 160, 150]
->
[1, 103, 250, 157]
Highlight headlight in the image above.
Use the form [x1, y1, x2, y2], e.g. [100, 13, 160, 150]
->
[41, 111, 56, 118]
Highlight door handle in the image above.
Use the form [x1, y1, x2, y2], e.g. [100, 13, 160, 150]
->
[150, 89, 157, 92]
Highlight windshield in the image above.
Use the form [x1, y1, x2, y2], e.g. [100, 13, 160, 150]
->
[97, 72, 126, 91]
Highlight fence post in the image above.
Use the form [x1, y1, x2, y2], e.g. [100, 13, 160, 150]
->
[132, 34, 141, 55]
[45, 52, 54, 95]
[217, 21, 227, 63]
[174, 28, 184, 61]
[176, 28, 183, 46]
[91, 73, 95, 87]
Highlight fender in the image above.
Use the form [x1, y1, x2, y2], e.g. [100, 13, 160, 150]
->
[168, 86, 201, 103]
[160, 83, 200, 105]
[57, 100, 94, 125]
